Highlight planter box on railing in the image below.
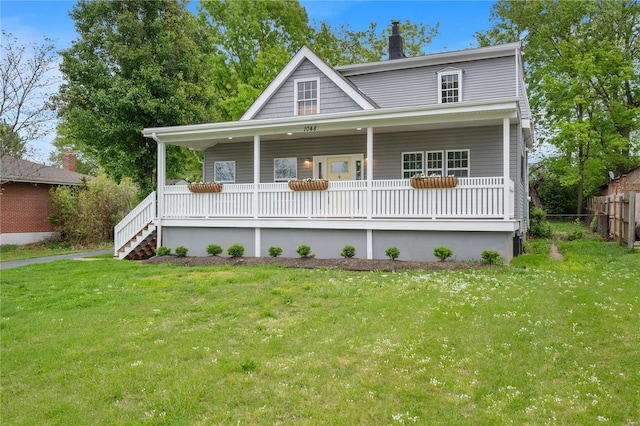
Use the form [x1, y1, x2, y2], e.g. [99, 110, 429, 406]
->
[288, 180, 329, 191]
[410, 176, 458, 189]
[187, 183, 222, 193]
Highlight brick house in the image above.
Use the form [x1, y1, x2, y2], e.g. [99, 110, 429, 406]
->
[0, 152, 87, 245]
[603, 165, 640, 195]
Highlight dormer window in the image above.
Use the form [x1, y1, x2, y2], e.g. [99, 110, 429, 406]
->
[295, 78, 319, 115]
[437, 69, 462, 104]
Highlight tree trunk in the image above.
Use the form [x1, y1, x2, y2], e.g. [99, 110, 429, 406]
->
[529, 182, 544, 209]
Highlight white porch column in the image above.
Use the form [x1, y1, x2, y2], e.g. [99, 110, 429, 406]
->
[156, 136, 166, 246]
[254, 135, 261, 256]
[366, 127, 373, 219]
[253, 135, 260, 219]
[503, 118, 511, 220]
[366, 127, 373, 259]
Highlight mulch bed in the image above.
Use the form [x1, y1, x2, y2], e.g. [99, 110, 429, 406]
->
[142, 255, 485, 272]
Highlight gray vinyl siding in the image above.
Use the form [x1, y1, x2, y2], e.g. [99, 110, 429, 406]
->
[204, 142, 254, 183]
[346, 56, 516, 108]
[373, 126, 503, 179]
[518, 76, 531, 119]
[204, 125, 506, 183]
[254, 59, 363, 120]
[258, 134, 366, 182]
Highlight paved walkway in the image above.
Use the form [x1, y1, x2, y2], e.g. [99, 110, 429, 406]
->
[0, 249, 113, 270]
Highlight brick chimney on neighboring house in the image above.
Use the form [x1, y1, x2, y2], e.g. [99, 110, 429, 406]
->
[388, 21, 406, 60]
[62, 150, 77, 172]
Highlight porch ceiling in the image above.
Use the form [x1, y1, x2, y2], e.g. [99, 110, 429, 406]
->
[143, 98, 521, 150]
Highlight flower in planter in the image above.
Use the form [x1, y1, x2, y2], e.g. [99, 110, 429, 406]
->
[289, 178, 327, 182]
[288, 178, 328, 191]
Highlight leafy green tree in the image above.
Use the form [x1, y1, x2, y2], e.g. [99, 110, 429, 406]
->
[0, 122, 25, 159]
[313, 20, 439, 66]
[56, 0, 217, 193]
[48, 124, 99, 175]
[198, 1, 439, 120]
[529, 159, 578, 215]
[198, 0, 314, 120]
[476, 0, 640, 213]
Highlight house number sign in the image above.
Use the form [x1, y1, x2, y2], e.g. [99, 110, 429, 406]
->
[303, 125, 317, 132]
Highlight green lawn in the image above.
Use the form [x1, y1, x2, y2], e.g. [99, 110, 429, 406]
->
[1, 236, 638, 424]
[0, 242, 111, 262]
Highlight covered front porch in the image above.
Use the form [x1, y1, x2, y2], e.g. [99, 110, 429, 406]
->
[115, 99, 529, 260]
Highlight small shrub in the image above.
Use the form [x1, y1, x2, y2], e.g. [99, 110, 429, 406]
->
[567, 219, 585, 241]
[227, 243, 245, 258]
[481, 249, 502, 265]
[268, 246, 283, 257]
[529, 207, 552, 239]
[206, 244, 223, 256]
[156, 246, 170, 256]
[49, 173, 137, 245]
[296, 245, 311, 258]
[385, 247, 400, 260]
[175, 245, 188, 257]
[341, 245, 356, 258]
[433, 246, 453, 261]
[41, 234, 71, 250]
[0, 244, 19, 253]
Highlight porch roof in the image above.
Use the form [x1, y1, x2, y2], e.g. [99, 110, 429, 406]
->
[142, 98, 527, 150]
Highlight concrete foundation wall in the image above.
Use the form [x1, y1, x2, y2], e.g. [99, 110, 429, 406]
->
[162, 227, 256, 257]
[0, 231, 57, 245]
[262, 228, 366, 259]
[373, 230, 513, 262]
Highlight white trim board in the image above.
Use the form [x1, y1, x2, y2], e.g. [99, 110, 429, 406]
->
[161, 217, 521, 233]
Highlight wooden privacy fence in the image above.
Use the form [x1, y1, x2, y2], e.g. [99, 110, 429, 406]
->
[587, 191, 638, 248]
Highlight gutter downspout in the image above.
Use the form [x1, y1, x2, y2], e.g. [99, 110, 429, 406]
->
[151, 132, 165, 249]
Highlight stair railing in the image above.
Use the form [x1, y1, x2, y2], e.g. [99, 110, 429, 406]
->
[114, 191, 156, 256]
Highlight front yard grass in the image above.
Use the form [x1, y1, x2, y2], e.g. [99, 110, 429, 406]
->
[0, 241, 111, 262]
[1, 235, 638, 424]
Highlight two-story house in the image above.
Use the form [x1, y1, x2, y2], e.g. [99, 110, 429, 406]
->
[116, 25, 534, 262]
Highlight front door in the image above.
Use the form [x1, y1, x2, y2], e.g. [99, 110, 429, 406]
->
[327, 156, 352, 181]
[315, 154, 363, 181]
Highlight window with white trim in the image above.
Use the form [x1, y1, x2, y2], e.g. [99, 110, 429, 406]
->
[295, 78, 319, 116]
[214, 161, 236, 183]
[426, 151, 444, 176]
[402, 152, 423, 178]
[274, 157, 297, 182]
[438, 70, 462, 104]
[446, 150, 469, 177]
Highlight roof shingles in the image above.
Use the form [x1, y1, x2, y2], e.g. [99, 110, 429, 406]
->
[1, 156, 87, 186]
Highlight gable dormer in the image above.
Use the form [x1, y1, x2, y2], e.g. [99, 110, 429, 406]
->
[241, 47, 376, 121]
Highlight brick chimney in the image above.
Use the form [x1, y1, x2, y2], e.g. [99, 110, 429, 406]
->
[389, 21, 406, 60]
[62, 150, 77, 172]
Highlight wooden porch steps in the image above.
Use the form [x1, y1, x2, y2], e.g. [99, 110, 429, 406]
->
[116, 222, 157, 260]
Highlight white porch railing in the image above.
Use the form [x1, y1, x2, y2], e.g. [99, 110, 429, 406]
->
[162, 177, 508, 220]
[114, 190, 156, 254]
